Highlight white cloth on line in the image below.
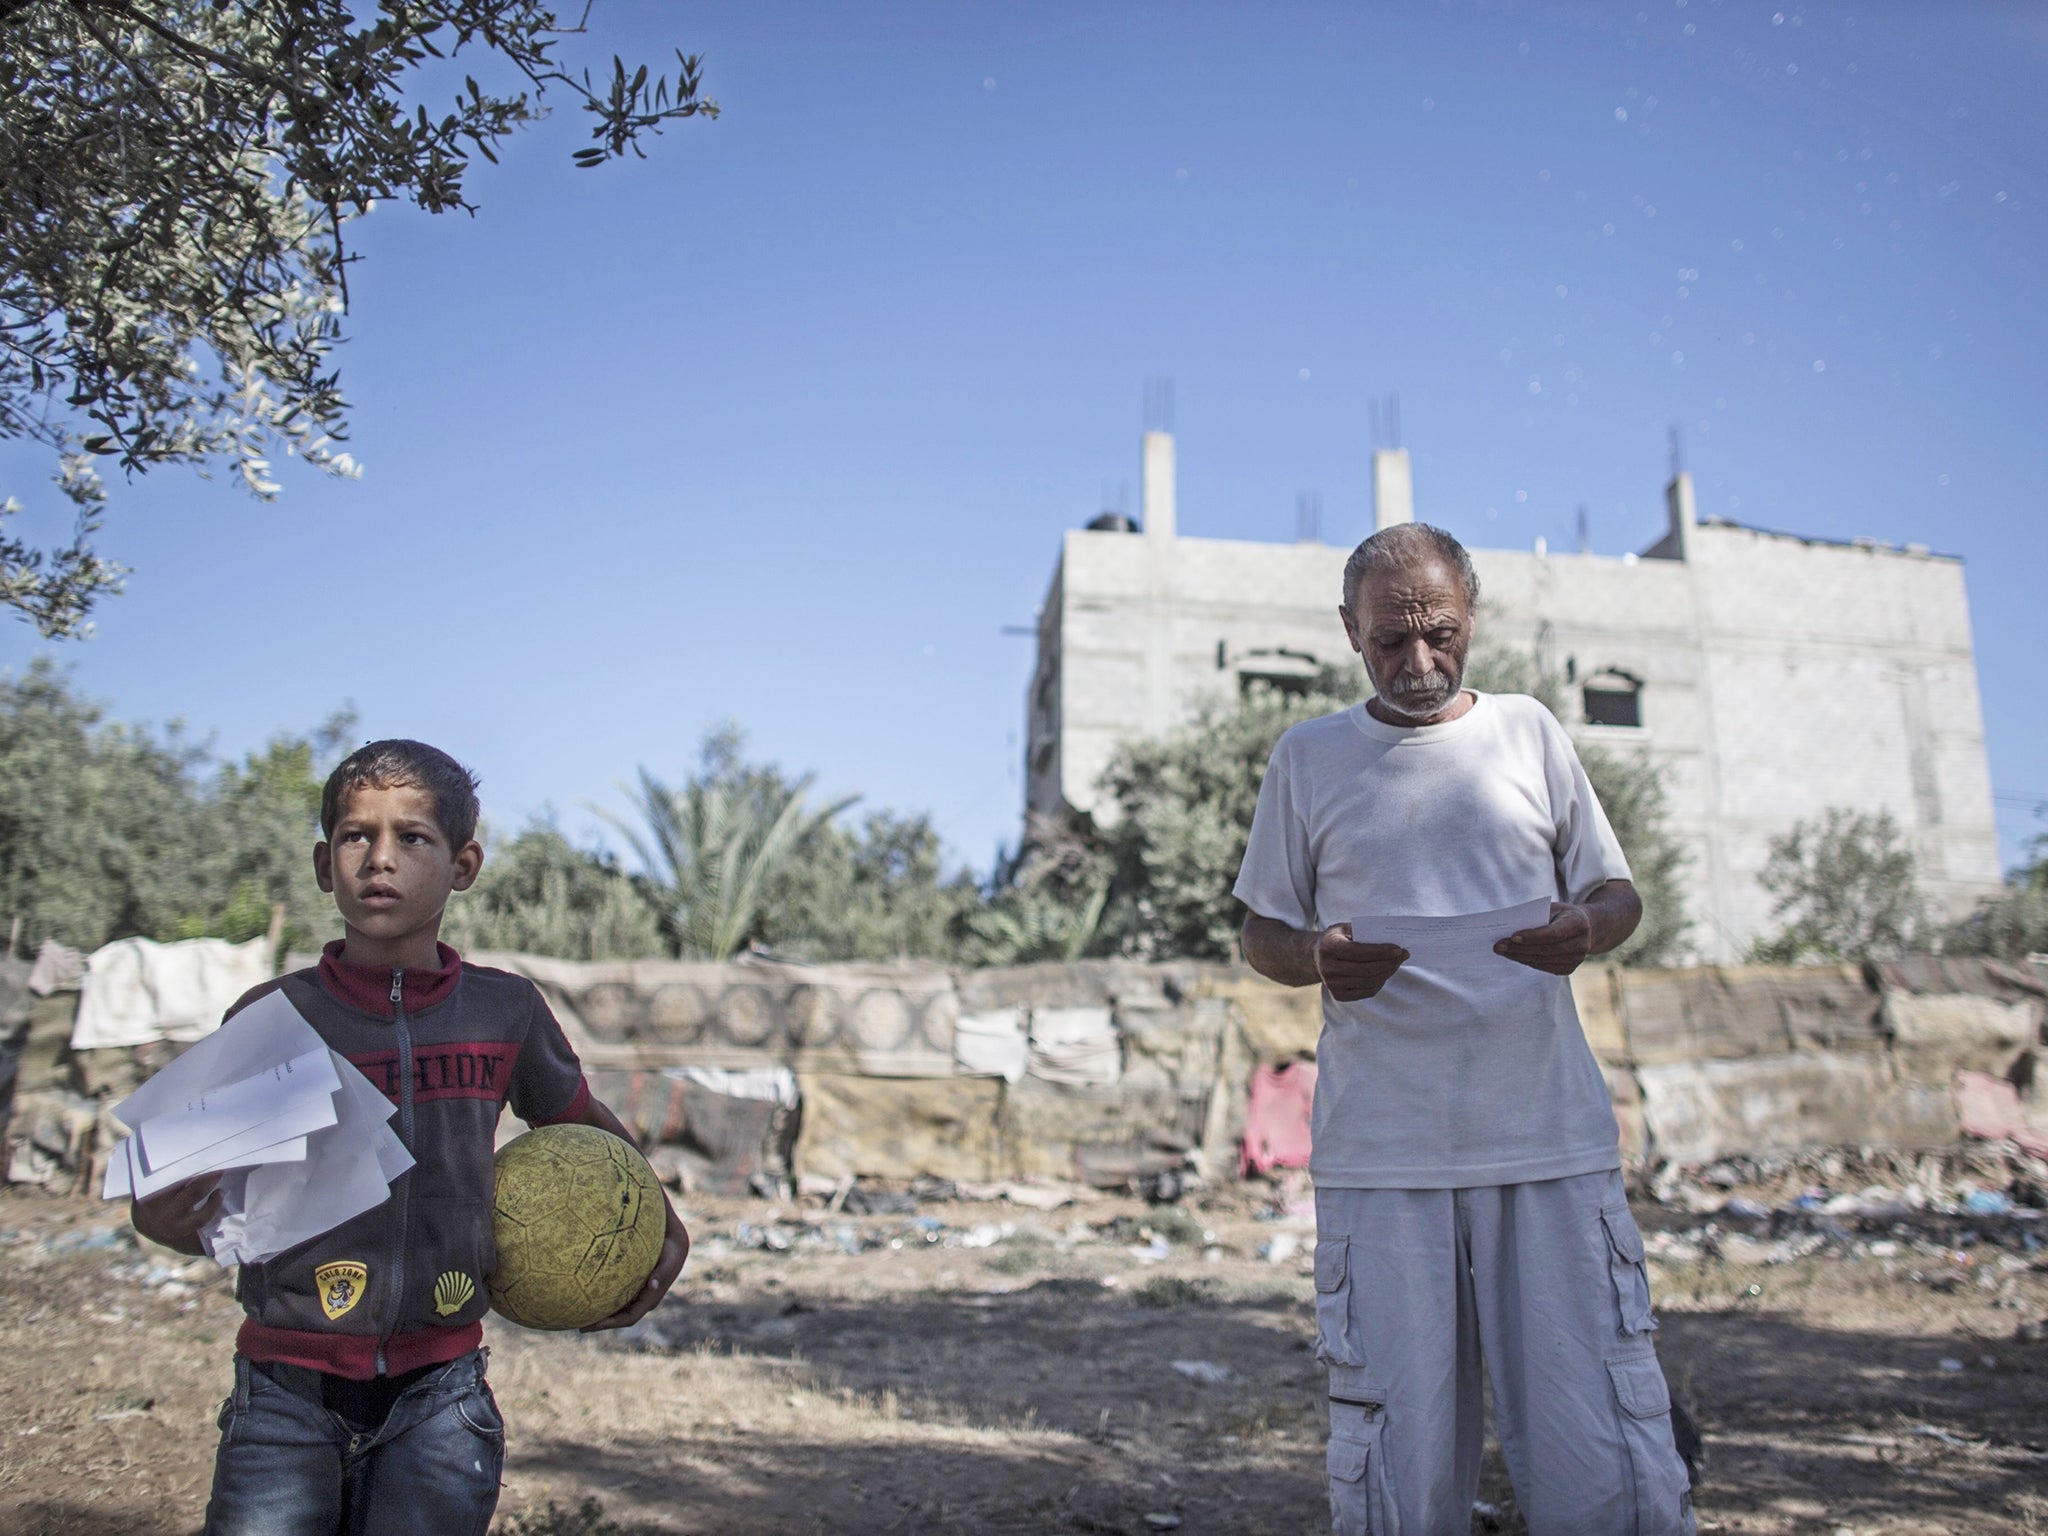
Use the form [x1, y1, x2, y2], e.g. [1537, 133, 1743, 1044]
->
[1027, 1006, 1120, 1087]
[71, 935, 276, 1051]
[663, 1064, 799, 1109]
[953, 1007, 1028, 1083]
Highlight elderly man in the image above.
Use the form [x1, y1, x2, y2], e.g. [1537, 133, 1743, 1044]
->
[1235, 523, 1694, 1536]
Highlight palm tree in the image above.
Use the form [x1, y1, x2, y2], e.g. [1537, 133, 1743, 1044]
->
[603, 762, 857, 961]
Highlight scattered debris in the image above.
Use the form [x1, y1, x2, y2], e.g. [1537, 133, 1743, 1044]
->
[1169, 1359, 1231, 1384]
[840, 1185, 917, 1217]
[993, 1181, 1086, 1211]
[1260, 1232, 1301, 1266]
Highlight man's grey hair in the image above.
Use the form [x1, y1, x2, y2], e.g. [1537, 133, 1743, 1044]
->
[1340, 523, 1481, 613]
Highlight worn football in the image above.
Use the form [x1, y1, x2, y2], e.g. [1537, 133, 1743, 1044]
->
[487, 1124, 665, 1330]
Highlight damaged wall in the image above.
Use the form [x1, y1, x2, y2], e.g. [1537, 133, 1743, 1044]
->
[474, 951, 2048, 1183]
[10, 948, 2043, 1188]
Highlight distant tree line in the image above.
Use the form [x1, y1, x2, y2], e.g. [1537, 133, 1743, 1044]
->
[8, 658, 2034, 969]
[0, 658, 344, 954]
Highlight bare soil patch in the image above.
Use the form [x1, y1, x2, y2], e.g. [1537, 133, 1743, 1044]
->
[3, 1185, 2043, 1535]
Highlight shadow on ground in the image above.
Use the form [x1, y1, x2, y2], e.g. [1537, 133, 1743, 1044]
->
[500, 1278, 2047, 1533]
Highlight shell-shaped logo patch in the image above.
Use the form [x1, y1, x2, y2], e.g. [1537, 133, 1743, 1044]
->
[315, 1262, 368, 1321]
[433, 1270, 476, 1317]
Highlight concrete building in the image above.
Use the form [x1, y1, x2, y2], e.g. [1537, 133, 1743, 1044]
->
[1024, 431, 2003, 962]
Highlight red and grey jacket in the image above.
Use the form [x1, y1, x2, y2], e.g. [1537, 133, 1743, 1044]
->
[226, 942, 589, 1379]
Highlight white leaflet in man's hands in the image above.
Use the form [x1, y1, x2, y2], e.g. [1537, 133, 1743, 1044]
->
[1348, 898, 1555, 970]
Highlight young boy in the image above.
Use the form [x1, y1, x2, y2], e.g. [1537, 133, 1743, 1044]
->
[131, 739, 689, 1536]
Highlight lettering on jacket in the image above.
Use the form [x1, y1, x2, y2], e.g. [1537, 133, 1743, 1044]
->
[347, 1041, 522, 1105]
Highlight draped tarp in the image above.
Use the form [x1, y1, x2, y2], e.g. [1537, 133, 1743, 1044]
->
[70, 936, 275, 1051]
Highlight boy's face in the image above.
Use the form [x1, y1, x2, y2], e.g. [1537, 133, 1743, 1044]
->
[314, 781, 482, 956]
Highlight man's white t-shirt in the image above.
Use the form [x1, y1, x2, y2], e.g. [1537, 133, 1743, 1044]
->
[1232, 691, 1632, 1188]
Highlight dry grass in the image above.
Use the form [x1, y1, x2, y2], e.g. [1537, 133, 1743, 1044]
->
[4, 1185, 2045, 1535]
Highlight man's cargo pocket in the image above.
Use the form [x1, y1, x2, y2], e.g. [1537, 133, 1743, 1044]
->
[1314, 1238, 1366, 1367]
[1606, 1352, 1695, 1534]
[1600, 1202, 1657, 1337]
[1326, 1395, 1397, 1536]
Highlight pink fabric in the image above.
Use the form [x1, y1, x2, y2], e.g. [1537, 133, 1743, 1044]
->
[1240, 1061, 1318, 1178]
[1955, 1069, 2048, 1158]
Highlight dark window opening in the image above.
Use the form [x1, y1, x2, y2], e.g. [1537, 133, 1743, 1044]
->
[1234, 646, 1321, 698]
[1240, 670, 1315, 698]
[1582, 673, 1643, 728]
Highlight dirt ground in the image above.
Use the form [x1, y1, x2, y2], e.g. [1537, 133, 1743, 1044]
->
[3, 1179, 2044, 1536]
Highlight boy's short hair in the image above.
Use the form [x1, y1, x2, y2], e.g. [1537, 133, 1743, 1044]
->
[320, 740, 482, 849]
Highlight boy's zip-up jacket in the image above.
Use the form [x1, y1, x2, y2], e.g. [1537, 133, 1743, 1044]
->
[225, 942, 589, 1380]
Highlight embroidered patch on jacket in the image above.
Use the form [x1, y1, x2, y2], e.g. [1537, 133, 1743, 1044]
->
[434, 1271, 476, 1317]
[315, 1261, 369, 1320]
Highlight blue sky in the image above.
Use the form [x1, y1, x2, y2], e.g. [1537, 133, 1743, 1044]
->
[5, 0, 2044, 875]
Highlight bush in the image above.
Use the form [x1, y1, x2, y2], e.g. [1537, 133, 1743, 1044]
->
[0, 660, 346, 954]
[1942, 833, 2048, 960]
[1752, 808, 1924, 963]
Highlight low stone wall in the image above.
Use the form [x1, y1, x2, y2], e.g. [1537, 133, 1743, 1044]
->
[1593, 959, 2044, 1165]
[17, 952, 2042, 1187]
[477, 951, 2048, 1181]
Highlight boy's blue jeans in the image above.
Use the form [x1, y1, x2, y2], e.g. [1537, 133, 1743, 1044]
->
[202, 1349, 503, 1536]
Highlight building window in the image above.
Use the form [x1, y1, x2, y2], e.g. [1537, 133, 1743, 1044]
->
[1240, 670, 1315, 699]
[1582, 670, 1643, 728]
[1234, 646, 1322, 698]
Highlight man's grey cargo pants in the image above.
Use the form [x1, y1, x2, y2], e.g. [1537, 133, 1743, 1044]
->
[1315, 1170, 1696, 1536]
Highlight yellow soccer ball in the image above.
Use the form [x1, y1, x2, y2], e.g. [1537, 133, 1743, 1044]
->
[488, 1124, 665, 1330]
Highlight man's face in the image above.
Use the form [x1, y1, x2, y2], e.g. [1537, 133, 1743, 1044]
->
[313, 782, 480, 949]
[1340, 557, 1474, 724]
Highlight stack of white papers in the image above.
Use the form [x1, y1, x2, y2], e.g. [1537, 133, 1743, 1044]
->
[101, 990, 415, 1268]
[1349, 898, 1557, 969]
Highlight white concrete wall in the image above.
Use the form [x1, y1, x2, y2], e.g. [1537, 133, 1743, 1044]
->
[1027, 514, 2002, 963]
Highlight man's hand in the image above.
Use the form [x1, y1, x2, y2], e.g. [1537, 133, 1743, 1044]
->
[582, 1200, 690, 1332]
[1315, 923, 1410, 1002]
[1494, 881, 1643, 975]
[130, 1174, 224, 1257]
[1494, 902, 1595, 975]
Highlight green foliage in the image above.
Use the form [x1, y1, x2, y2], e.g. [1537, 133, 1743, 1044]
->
[2, 1, 715, 636]
[440, 821, 662, 961]
[765, 807, 983, 964]
[598, 729, 983, 965]
[1097, 669, 1356, 960]
[1577, 744, 1688, 967]
[960, 810, 1114, 965]
[1752, 808, 1925, 963]
[962, 871, 1109, 966]
[602, 728, 860, 962]
[173, 719, 354, 953]
[0, 656, 199, 947]
[1942, 831, 2048, 960]
[0, 658, 344, 952]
